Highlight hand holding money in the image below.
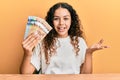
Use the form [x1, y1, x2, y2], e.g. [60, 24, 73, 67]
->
[24, 16, 52, 42]
[22, 16, 52, 54]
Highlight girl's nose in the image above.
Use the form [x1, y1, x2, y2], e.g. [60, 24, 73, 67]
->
[59, 19, 64, 25]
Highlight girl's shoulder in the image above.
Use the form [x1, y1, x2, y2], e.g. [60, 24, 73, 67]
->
[78, 37, 87, 45]
[76, 36, 85, 41]
[78, 36, 84, 40]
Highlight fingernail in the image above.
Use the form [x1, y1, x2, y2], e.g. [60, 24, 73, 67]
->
[34, 31, 38, 35]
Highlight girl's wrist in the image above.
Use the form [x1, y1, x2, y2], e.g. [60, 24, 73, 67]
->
[86, 48, 93, 55]
[24, 51, 33, 57]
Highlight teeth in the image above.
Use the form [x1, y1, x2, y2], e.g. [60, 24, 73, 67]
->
[60, 28, 64, 29]
[58, 28, 64, 31]
[58, 27, 65, 29]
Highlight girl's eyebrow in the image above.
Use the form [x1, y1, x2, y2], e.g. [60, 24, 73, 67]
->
[54, 15, 70, 17]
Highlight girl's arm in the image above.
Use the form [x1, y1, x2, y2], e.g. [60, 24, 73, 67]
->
[20, 52, 36, 74]
[80, 39, 109, 74]
[80, 50, 92, 74]
[20, 32, 41, 74]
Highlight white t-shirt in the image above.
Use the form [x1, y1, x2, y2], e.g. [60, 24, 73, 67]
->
[31, 36, 87, 74]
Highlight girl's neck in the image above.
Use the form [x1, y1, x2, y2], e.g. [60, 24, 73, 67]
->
[57, 34, 69, 38]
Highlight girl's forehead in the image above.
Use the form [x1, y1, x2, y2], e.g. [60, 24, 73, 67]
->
[54, 8, 70, 17]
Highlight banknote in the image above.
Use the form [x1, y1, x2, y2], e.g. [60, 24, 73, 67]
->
[24, 16, 52, 42]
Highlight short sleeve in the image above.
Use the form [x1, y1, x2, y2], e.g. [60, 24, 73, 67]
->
[78, 37, 88, 64]
[30, 43, 41, 71]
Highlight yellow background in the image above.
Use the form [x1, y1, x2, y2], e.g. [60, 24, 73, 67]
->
[0, 0, 120, 74]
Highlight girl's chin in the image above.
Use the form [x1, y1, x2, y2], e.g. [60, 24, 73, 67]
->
[57, 34, 68, 38]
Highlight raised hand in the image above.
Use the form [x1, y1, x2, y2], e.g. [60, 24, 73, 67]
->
[87, 39, 109, 53]
[22, 31, 41, 56]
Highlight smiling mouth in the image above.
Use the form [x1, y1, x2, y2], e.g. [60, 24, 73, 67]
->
[57, 27, 66, 32]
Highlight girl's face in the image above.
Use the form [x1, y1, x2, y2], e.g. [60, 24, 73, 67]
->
[53, 7, 71, 38]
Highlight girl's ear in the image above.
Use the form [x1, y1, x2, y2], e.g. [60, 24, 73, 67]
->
[71, 20, 73, 25]
[71, 19, 73, 23]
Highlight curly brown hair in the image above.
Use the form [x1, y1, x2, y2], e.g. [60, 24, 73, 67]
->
[43, 2, 85, 63]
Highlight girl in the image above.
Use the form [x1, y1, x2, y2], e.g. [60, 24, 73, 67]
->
[20, 2, 109, 74]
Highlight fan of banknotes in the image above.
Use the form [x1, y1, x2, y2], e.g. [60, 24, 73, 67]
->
[24, 16, 52, 42]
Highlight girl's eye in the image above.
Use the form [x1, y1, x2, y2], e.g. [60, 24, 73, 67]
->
[64, 18, 69, 20]
[53, 18, 59, 20]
